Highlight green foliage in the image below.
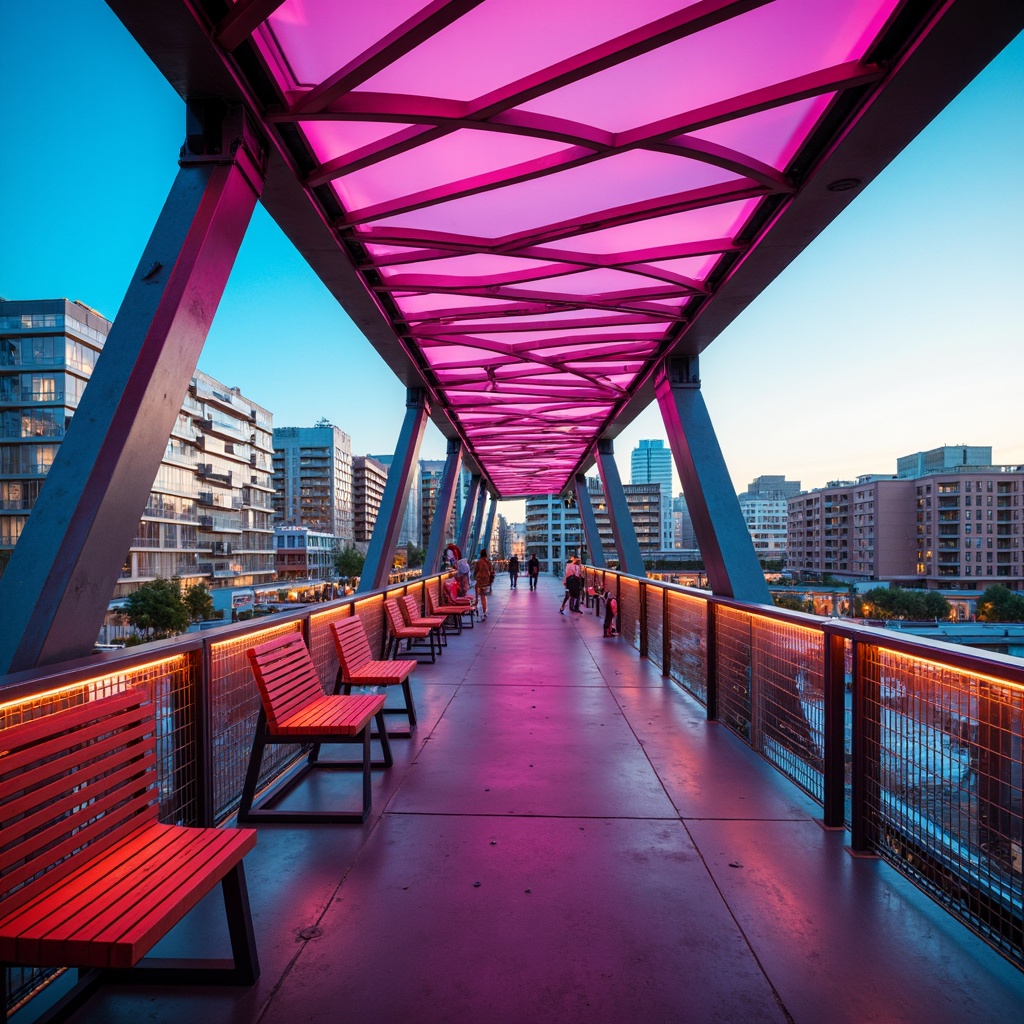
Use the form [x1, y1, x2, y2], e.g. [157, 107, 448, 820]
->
[333, 544, 365, 578]
[122, 577, 190, 639]
[773, 593, 808, 613]
[405, 543, 425, 569]
[975, 584, 1024, 622]
[182, 581, 214, 623]
[858, 585, 950, 621]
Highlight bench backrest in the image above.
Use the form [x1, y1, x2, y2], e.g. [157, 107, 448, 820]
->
[383, 598, 407, 635]
[400, 594, 425, 625]
[329, 616, 374, 678]
[246, 632, 323, 731]
[0, 688, 159, 914]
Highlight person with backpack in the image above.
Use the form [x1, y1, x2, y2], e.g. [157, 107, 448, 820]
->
[527, 552, 540, 591]
[473, 549, 494, 620]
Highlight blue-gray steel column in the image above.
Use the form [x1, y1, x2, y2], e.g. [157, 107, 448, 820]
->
[467, 486, 488, 557]
[574, 474, 607, 568]
[655, 356, 770, 603]
[457, 474, 481, 556]
[424, 439, 463, 573]
[0, 104, 266, 673]
[595, 440, 646, 577]
[481, 496, 498, 556]
[358, 388, 430, 593]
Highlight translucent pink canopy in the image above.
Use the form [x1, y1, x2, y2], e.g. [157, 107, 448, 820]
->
[221, 0, 903, 496]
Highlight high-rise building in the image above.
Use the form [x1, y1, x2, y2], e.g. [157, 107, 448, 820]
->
[272, 420, 354, 545]
[737, 476, 801, 565]
[177, 370, 276, 592]
[0, 299, 276, 595]
[588, 477, 663, 557]
[0, 299, 107, 562]
[630, 439, 673, 550]
[352, 455, 388, 548]
[524, 494, 582, 574]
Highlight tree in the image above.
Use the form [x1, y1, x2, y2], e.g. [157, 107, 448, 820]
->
[976, 584, 1024, 622]
[182, 581, 214, 623]
[405, 543, 425, 569]
[122, 577, 190, 639]
[333, 545, 365, 579]
[859, 585, 950, 621]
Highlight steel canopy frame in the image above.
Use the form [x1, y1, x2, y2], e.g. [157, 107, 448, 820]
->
[104, 0, 1024, 503]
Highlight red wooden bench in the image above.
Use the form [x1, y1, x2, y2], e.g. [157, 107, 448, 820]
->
[0, 689, 259, 1020]
[242, 632, 392, 824]
[329, 616, 417, 735]
[425, 583, 474, 632]
[383, 598, 438, 663]
[399, 594, 448, 651]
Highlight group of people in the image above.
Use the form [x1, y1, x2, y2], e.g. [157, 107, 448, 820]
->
[444, 547, 615, 634]
[506, 552, 540, 590]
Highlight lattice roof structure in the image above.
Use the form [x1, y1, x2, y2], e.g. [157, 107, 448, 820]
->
[110, 0, 1022, 498]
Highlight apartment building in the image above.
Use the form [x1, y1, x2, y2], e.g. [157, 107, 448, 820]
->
[272, 419, 354, 545]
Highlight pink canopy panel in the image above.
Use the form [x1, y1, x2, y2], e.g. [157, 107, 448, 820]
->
[192, 0, 947, 497]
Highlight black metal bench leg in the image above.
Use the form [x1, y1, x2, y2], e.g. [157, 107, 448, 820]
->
[222, 862, 260, 984]
[238, 714, 268, 821]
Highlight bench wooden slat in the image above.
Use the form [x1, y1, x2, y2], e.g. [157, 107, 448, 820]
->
[1, 757, 157, 881]
[276, 693, 383, 736]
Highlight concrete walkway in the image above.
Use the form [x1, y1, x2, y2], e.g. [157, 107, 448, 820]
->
[53, 577, 1024, 1024]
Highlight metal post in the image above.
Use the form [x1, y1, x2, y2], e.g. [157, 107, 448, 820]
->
[706, 600, 719, 721]
[639, 581, 649, 660]
[467, 486, 487, 557]
[457, 474, 481, 556]
[595, 440, 646, 577]
[574, 474, 607, 568]
[424, 439, 463, 573]
[0, 103, 266, 672]
[358, 389, 430, 593]
[662, 586, 671, 678]
[655, 357, 769, 604]
[481, 496, 498, 556]
[822, 629, 848, 829]
[849, 640, 880, 854]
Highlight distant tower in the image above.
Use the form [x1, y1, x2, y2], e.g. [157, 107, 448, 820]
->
[630, 439, 673, 550]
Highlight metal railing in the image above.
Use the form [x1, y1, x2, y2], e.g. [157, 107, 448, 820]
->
[1, 568, 1021, 1013]
[582, 567, 1023, 968]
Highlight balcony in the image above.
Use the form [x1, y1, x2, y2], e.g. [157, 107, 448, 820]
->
[196, 464, 233, 487]
[3, 574, 1021, 1023]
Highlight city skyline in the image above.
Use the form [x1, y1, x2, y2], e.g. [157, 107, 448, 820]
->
[2, 6, 1021, 518]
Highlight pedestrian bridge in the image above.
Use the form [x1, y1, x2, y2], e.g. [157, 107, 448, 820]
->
[4, 572, 1022, 1022]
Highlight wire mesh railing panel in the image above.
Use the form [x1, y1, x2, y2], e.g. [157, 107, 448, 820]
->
[209, 622, 301, 822]
[858, 646, 1023, 963]
[716, 606, 753, 741]
[309, 604, 353, 689]
[618, 576, 642, 652]
[666, 590, 708, 703]
[646, 584, 664, 669]
[751, 617, 825, 802]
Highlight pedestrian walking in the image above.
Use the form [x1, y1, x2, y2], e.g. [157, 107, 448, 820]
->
[527, 552, 540, 591]
[473, 549, 494, 620]
[508, 553, 520, 588]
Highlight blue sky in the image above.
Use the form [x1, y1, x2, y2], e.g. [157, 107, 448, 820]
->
[1, 4, 1021, 515]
